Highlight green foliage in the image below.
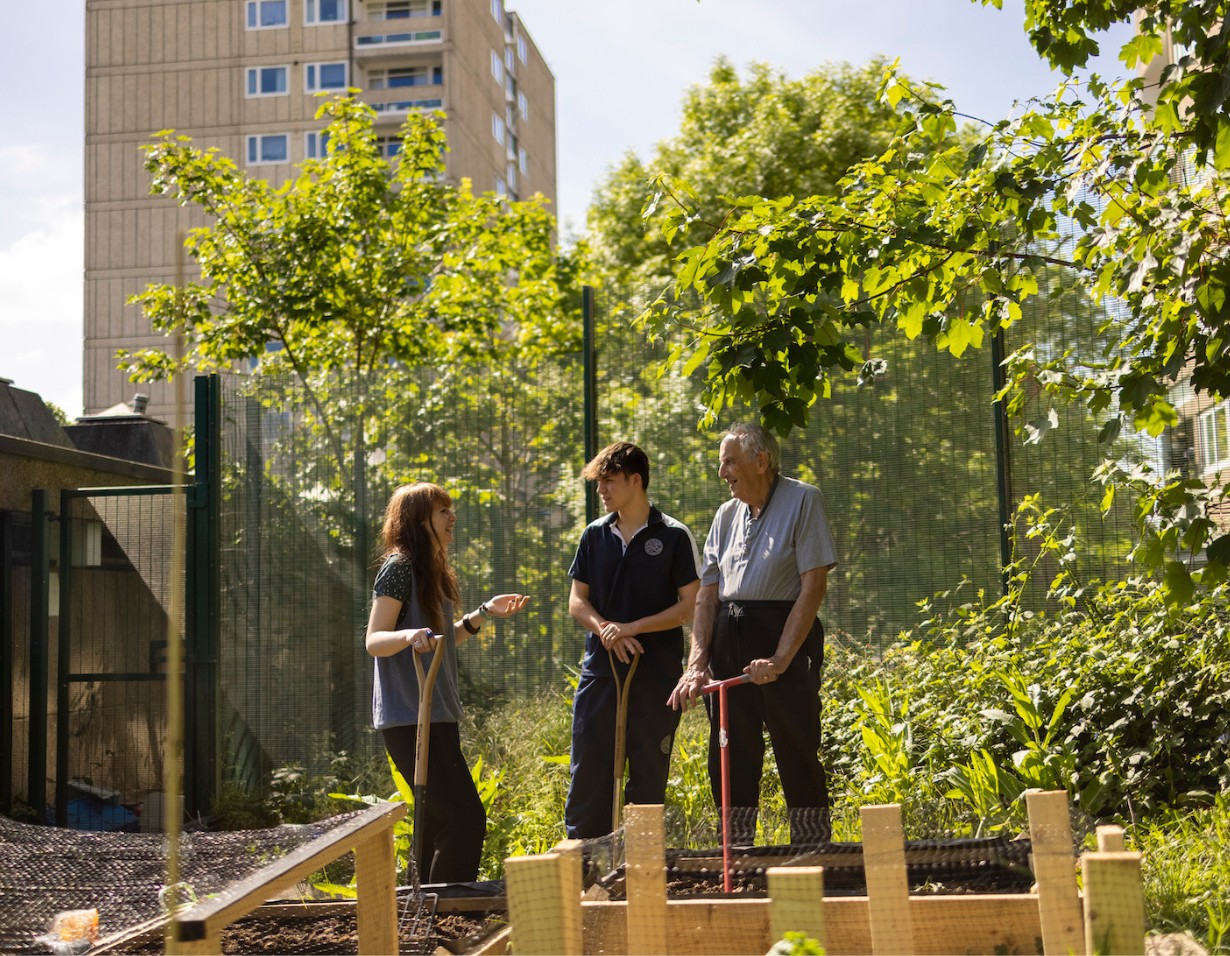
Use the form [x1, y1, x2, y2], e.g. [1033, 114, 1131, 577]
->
[852, 678, 917, 808]
[210, 780, 280, 831]
[124, 95, 562, 489]
[768, 931, 826, 955]
[644, 1, 1230, 595]
[1132, 794, 1230, 953]
[464, 691, 574, 868]
[825, 500, 1230, 828]
[44, 401, 70, 426]
[588, 57, 913, 288]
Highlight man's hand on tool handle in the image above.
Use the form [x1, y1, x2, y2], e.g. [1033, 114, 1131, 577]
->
[668, 667, 708, 711]
[744, 657, 782, 685]
[599, 621, 643, 664]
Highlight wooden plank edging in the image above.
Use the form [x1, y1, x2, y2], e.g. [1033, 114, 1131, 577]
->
[171, 802, 406, 945]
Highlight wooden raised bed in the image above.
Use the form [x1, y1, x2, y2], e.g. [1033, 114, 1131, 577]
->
[110, 801, 409, 956]
[499, 791, 1147, 956]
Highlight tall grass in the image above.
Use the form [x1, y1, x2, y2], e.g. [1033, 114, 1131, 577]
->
[1131, 795, 1230, 953]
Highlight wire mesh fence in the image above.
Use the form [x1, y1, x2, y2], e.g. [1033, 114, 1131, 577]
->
[212, 283, 1151, 783]
[53, 489, 183, 830]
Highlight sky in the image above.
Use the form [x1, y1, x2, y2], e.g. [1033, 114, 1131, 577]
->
[0, 1, 1133, 419]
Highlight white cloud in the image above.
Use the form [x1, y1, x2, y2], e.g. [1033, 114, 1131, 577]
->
[0, 208, 84, 417]
[0, 145, 79, 241]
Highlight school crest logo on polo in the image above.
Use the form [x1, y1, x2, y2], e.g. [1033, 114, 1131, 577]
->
[644, 537, 664, 556]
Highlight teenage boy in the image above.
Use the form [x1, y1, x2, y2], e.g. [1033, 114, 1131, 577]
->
[565, 441, 701, 838]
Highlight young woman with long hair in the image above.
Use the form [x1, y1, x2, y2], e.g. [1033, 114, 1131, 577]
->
[366, 481, 528, 882]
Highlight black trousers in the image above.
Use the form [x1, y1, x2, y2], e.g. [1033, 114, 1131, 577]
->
[564, 672, 682, 839]
[705, 601, 828, 842]
[382, 721, 485, 883]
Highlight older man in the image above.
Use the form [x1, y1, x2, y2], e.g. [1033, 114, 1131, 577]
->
[669, 423, 838, 843]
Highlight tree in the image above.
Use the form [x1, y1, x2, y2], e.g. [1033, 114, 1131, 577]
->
[123, 95, 563, 749]
[125, 96, 557, 486]
[584, 57, 1135, 637]
[588, 57, 914, 288]
[645, 1, 1230, 600]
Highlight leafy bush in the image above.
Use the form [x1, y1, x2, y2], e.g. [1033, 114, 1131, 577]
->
[823, 499, 1230, 834]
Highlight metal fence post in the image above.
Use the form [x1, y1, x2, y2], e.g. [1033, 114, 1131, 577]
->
[1, 510, 12, 815]
[28, 490, 50, 822]
[991, 328, 1013, 594]
[186, 374, 221, 818]
[582, 285, 599, 524]
[55, 491, 74, 826]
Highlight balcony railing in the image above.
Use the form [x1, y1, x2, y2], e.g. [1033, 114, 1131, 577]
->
[365, 88, 444, 118]
[355, 29, 442, 50]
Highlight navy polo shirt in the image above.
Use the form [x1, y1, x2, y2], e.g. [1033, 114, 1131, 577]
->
[568, 506, 700, 684]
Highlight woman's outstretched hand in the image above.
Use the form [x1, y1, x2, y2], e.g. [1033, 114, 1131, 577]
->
[485, 593, 530, 618]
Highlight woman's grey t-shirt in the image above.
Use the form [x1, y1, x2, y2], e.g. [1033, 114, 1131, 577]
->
[371, 554, 464, 729]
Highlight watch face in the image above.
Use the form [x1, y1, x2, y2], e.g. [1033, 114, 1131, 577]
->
[644, 537, 664, 556]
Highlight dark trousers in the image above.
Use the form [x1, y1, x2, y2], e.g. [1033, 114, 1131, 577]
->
[705, 601, 828, 842]
[382, 721, 485, 883]
[565, 672, 682, 839]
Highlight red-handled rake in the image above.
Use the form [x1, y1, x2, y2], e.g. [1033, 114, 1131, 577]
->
[701, 673, 752, 893]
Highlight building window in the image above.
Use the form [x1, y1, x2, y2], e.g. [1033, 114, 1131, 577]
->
[496, 176, 507, 197]
[505, 47, 515, 73]
[247, 134, 289, 165]
[306, 62, 348, 92]
[367, 65, 440, 89]
[246, 66, 289, 97]
[305, 0, 347, 24]
[491, 50, 503, 83]
[518, 145, 526, 174]
[305, 131, 332, 158]
[492, 113, 504, 146]
[490, 0, 501, 22]
[517, 91, 528, 122]
[246, 0, 287, 28]
[1200, 402, 1230, 473]
[375, 136, 403, 159]
[370, 0, 438, 18]
[517, 35, 527, 64]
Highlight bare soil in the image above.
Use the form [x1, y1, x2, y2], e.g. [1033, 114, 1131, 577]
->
[109, 909, 503, 955]
[217, 910, 500, 954]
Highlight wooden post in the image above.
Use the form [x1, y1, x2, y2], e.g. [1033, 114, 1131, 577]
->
[353, 827, 398, 956]
[861, 804, 914, 955]
[506, 852, 581, 955]
[767, 866, 825, 950]
[553, 839, 585, 953]
[1096, 825, 1126, 852]
[625, 803, 668, 955]
[167, 924, 216, 955]
[1083, 851, 1146, 956]
[1026, 789, 1084, 956]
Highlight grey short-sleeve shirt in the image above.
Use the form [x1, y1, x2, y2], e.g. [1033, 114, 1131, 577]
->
[700, 475, 838, 601]
[370, 554, 464, 729]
